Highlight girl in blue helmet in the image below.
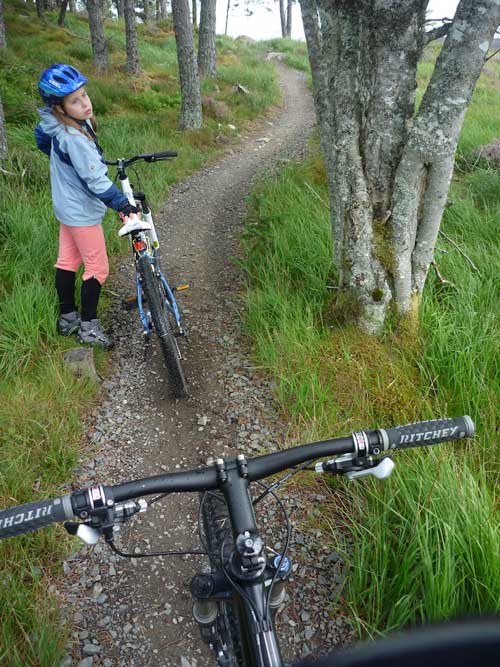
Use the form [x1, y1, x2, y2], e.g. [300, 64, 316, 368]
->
[35, 63, 143, 349]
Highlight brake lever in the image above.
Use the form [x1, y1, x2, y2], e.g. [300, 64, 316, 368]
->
[64, 522, 100, 545]
[345, 456, 394, 481]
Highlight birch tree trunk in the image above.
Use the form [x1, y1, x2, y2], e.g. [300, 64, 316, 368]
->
[86, 0, 109, 73]
[0, 0, 6, 49]
[279, 0, 286, 38]
[286, 0, 292, 38]
[69, 0, 77, 14]
[143, 0, 152, 25]
[124, 0, 140, 75]
[300, 0, 500, 333]
[35, 0, 45, 18]
[198, 0, 217, 77]
[58, 0, 68, 27]
[172, 0, 202, 129]
[159, 0, 168, 19]
[225, 0, 230, 35]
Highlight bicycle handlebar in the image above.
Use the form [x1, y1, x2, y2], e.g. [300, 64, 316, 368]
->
[105, 151, 178, 167]
[0, 416, 474, 540]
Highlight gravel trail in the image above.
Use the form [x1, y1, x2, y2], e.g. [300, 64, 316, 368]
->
[57, 63, 352, 667]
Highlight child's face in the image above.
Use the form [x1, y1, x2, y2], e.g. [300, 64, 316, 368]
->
[62, 87, 93, 121]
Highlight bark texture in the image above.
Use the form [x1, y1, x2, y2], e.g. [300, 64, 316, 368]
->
[192, 0, 197, 26]
[86, 0, 109, 73]
[172, 0, 202, 129]
[124, 0, 140, 76]
[299, 0, 500, 333]
[0, 94, 7, 163]
[198, 0, 217, 77]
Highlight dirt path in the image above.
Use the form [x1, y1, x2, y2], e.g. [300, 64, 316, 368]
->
[57, 64, 349, 667]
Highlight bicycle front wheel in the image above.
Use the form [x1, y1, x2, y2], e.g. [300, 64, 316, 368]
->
[138, 255, 188, 399]
[200, 491, 245, 666]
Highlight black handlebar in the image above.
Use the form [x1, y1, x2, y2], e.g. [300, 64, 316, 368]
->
[105, 151, 178, 167]
[0, 416, 474, 540]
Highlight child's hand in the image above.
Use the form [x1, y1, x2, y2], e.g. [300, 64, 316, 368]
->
[119, 211, 140, 223]
[119, 202, 141, 218]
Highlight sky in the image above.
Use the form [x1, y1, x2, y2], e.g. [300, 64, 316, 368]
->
[216, 0, 461, 42]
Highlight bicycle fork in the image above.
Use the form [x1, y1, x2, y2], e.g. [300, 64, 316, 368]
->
[191, 461, 292, 667]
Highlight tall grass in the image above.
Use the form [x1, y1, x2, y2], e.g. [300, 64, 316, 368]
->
[0, 6, 281, 663]
[241, 41, 500, 635]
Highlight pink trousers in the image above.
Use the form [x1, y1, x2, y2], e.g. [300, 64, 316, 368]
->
[55, 223, 109, 285]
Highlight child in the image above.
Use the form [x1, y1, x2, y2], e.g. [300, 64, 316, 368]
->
[35, 63, 145, 349]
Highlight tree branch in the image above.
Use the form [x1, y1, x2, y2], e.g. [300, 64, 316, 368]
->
[424, 22, 451, 45]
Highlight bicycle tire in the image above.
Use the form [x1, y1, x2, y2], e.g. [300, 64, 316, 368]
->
[138, 255, 188, 399]
[200, 491, 245, 666]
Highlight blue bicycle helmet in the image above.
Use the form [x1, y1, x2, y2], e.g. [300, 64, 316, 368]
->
[38, 64, 88, 107]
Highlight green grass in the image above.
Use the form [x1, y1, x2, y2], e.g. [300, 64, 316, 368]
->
[241, 45, 500, 639]
[0, 4, 281, 663]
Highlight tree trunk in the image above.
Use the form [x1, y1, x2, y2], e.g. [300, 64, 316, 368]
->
[171, 0, 202, 129]
[116, 0, 124, 19]
[0, 93, 7, 165]
[159, 0, 168, 19]
[300, 0, 500, 333]
[192, 0, 197, 26]
[0, 0, 6, 49]
[143, 0, 152, 25]
[124, 0, 140, 75]
[198, 0, 217, 77]
[35, 0, 45, 18]
[58, 0, 68, 26]
[86, 0, 108, 73]
[279, 0, 286, 38]
[69, 0, 77, 14]
[286, 0, 292, 38]
[225, 0, 230, 35]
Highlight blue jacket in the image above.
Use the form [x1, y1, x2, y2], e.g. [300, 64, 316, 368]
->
[35, 108, 128, 227]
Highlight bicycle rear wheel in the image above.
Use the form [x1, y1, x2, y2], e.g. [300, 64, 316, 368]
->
[200, 491, 245, 666]
[138, 255, 188, 399]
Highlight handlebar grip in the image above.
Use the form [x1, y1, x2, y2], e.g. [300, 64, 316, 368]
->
[377, 416, 474, 451]
[0, 496, 74, 540]
[153, 151, 177, 158]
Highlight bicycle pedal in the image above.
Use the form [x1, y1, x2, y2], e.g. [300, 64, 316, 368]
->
[174, 283, 190, 293]
[122, 295, 138, 311]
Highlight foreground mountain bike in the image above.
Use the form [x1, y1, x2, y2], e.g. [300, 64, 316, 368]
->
[108, 151, 188, 399]
[0, 416, 474, 666]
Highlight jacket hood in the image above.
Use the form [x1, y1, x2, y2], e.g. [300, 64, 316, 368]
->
[37, 107, 65, 137]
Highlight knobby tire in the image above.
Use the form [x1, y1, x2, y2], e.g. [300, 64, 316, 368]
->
[138, 255, 188, 399]
[201, 491, 245, 667]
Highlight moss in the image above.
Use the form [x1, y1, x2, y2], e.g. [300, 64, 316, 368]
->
[371, 287, 384, 302]
[372, 216, 395, 276]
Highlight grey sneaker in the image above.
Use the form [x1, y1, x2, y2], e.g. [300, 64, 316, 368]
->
[78, 319, 114, 349]
[58, 311, 81, 336]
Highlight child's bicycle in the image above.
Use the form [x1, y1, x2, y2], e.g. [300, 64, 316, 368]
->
[0, 416, 474, 666]
[107, 150, 188, 399]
